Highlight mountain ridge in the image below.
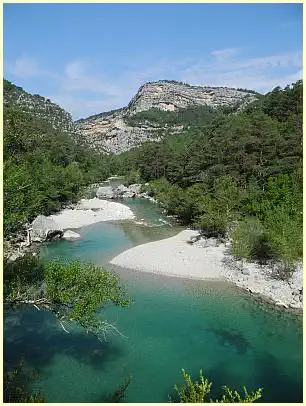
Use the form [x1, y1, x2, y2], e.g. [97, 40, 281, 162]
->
[75, 80, 260, 154]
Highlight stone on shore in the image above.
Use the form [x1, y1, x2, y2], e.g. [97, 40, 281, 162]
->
[30, 215, 63, 242]
[95, 183, 143, 200]
[128, 184, 142, 194]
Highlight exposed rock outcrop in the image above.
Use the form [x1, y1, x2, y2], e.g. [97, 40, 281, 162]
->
[76, 80, 259, 154]
[128, 184, 142, 195]
[94, 183, 143, 199]
[128, 81, 257, 114]
[30, 215, 63, 242]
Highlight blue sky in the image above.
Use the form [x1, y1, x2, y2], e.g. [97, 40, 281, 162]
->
[4, 3, 302, 120]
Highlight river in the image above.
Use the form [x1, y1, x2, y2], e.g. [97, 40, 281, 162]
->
[4, 191, 303, 402]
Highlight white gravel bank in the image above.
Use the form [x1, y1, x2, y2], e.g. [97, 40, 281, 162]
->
[49, 198, 135, 230]
[111, 230, 226, 279]
[110, 229, 303, 310]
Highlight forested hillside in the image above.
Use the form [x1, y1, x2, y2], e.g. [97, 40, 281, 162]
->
[4, 80, 74, 133]
[111, 81, 303, 271]
[4, 80, 112, 237]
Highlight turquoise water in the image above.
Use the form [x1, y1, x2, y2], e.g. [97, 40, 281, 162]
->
[4, 199, 303, 402]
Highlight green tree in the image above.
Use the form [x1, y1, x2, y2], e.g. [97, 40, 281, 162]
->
[4, 256, 130, 341]
[173, 369, 262, 403]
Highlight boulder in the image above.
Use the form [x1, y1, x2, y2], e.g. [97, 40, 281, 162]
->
[122, 191, 136, 198]
[128, 184, 142, 194]
[116, 184, 129, 193]
[63, 230, 81, 240]
[96, 186, 115, 199]
[113, 184, 129, 198]
[30, 215, 63, 242]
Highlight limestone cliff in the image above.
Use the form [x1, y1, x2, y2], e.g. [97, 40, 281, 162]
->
[75, 80, 259, 154]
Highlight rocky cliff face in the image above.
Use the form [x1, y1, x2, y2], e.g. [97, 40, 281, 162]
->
[127, 80, 257, 113]
[75, 80, 259, 154]
[4, 79, 74, 133]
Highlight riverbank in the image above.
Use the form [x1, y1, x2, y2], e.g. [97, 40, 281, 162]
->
[5, 198, 135, 261]
[49, 198, 135, 229]
[110, 229, 303, 310]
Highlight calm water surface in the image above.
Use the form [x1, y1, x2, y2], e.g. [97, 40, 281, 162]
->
[4, 198, 302, 402]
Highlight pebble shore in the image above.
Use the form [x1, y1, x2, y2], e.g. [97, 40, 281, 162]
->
[110, 230, 303, 310]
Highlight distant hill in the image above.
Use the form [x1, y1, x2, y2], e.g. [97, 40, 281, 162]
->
[4, 79, 74, 133]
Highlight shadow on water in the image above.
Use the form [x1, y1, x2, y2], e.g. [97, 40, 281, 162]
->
[4, 306, 126, 373]
[209, 328, 250, 355]
[252, 351, 303, 403]
[166, 352, 302, 404]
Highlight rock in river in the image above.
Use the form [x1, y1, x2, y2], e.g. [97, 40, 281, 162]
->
[63, 230, 81, 240]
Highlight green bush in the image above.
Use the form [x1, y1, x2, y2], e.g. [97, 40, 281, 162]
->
[196, 208, 229, 238]
[265, 207, 302, 265]
[194, 177, 243, 238]
[231, 217, 276, 262]
[124, 169, 141, 186]
[173, 369, 262, 403]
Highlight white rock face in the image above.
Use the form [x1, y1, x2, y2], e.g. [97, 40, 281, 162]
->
[63, 230, 81, 240]
[75, 81, 258, 154]
[128, 81, 256, 114]
[30, 215, 63, 242]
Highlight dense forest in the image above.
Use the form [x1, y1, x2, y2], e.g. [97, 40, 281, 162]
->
[111, 80, 303, 272]
[4, 80, 113, 238]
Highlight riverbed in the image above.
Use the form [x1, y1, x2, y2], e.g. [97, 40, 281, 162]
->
[4, 196, 303, 402]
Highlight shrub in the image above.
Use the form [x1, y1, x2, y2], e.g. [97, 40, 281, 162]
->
[231, 217, 276, 262]
[173, 369, 262, 403]
[124, 169, 141, 186]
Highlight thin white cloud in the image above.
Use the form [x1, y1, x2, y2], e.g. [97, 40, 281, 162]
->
[179, 51, 302, 92]
[61, 59, 120, 97]
[64, 60, 87, 79]
[7, 56, 56, 78]
[8, 56, 43, 77]
[211, 47, 241, 61]
[227, 52, 301, 71]
[7, 49, 302, 120]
